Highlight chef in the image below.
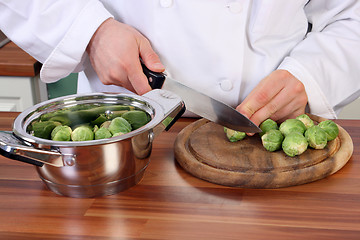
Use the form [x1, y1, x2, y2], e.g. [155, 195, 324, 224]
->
[1, 0, 360, 128]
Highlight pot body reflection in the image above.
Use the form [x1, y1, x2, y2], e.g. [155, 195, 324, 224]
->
[0, 90, 185, 198]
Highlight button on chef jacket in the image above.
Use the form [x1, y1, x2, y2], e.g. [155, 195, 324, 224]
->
[1, 0, 360, 119]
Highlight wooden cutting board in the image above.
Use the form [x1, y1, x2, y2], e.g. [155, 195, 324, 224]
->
[174, 114, 353, 188]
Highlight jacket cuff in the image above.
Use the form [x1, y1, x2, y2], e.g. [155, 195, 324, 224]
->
[40, 0, 113, 83]
[278, 57, 337, 119]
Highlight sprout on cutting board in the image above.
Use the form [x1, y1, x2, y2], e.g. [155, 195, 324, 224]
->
[282, 132, 308, 157]
[51, 125, 72, 141]
[71, 125, 94, 141]
[304, 125, 327, 149]
[279, 119, 307, 136]
[261, 129, 284, 152]
[296, 114, 315, 129]
[318, 120, 339, 141]
[224, 127, 246, 142]
[259, 119, 278, 137]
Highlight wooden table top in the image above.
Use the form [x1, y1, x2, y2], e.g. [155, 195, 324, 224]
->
[0, 42, 41, 77]
[0, 111, 359, 240]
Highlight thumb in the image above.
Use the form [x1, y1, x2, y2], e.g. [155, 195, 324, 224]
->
[139, 42, 165, 73]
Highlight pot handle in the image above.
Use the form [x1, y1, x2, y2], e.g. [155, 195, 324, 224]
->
[0, 131, 67, 167]
[143, 89, 185, 131]
[142, 63, 185, 131]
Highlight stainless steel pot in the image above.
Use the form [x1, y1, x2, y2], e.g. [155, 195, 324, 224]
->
[0, 90, 185, 198]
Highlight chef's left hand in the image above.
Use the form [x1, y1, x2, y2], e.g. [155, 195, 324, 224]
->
[236, 70, 308, 132]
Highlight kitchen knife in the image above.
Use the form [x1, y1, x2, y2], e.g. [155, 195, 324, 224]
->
[141, 63, 261, 133]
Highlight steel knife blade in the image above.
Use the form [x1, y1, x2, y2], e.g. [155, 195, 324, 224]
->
[142, 63, 261, 133]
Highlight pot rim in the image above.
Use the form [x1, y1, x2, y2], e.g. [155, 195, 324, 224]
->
[12, 92, 165, 147]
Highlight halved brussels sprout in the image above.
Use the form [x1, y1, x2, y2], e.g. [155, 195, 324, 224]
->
[224, 127, 246, 142]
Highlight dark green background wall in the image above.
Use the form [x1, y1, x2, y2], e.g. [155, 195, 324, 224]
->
[47, 73, 78, 99]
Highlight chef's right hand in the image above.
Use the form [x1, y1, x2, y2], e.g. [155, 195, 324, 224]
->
[86, 18, 164, 95]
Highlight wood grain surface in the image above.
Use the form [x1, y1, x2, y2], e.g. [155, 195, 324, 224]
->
[174, 115, 353, 188]
[0, 42, 41, 76]
[0, 112, 359, 239]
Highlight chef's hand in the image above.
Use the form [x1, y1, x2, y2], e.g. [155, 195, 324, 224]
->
[236, 70, 308, 133]
[86, 18, 164, 94]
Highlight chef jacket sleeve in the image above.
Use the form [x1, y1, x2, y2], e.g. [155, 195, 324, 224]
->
[0, 0, 113, 82]
[278, 0, 360, 119]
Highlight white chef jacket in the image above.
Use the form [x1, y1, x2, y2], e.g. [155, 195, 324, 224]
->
[1, 0, 360, 119]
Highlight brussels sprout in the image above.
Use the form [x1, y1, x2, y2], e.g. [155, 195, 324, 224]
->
[224, 127, 246, 142]
[32, 121, 61, 139]
[71, 125, 94, 141]
[94, 127, 112, 140]
[296, 114, 314, 129]
[51, 125, 72, 141]
[259, 119, 278, 137]
[48, 115, 72, 126]
[305, 125, 327, 149]
[91, 114, 108, 126]
[261, 129, 284, 152]
[279, 119, 307, 136]
[108, 117, 132, 135]
[282, 132, 308, 157]
[318, 120, 339, 141]
[121, 110, 151, 130]
[100, 120, 112, 129]
[112, 132, 125, 137]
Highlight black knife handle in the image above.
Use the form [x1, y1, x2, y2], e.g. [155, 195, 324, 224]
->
[141, 61, 166, 89]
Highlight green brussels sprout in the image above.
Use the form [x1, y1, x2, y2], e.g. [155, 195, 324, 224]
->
[296, 114, 314, 129]
[108, 117, 132, 135]
[100, 120, 111, 129]
[282, 132, 308, 157]
[261, 129, 284, 152]
[279, 119, 307, 136]
[51, 125, 72, 141]
[305, 125, 327, 149]
[259, 119, 278, 137]
[318, 120, 339, 141]
[32, 121, 61, 139]
[71, 125, 94, 141]
[224, 127, 246, 142]
[112, 132, 125, 137]
[121, 110, 151, 130]
[94, 127, 112, 140]
[48, 115, 72, 126]
[91, 114, 108, 126]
